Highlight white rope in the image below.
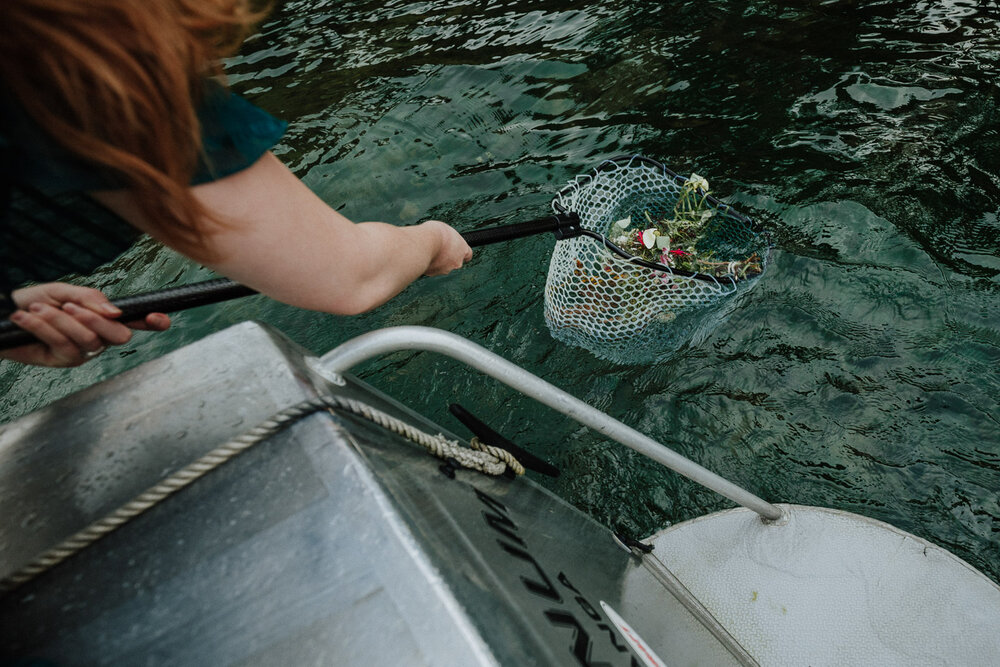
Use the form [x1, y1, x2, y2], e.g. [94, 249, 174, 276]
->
[0, 394, 522, 594]
[470, 437, 525, 476]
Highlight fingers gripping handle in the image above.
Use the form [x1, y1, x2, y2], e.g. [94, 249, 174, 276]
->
[461, 212, 582, 247]
[0, 279, 257, 350]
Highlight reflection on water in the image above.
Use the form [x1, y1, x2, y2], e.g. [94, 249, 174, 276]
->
[2, 0, 998, 581]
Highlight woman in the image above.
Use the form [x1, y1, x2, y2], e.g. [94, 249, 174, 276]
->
[0, 0, 472, 367]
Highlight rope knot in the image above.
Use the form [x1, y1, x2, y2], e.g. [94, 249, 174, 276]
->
[469, 437, 526, 476]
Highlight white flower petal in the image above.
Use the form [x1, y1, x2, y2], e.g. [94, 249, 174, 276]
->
[641, 229, 657, 249]
[614, 215, 632, 228]
[688, 173, 709, 191]
[655, 235, 671, 249]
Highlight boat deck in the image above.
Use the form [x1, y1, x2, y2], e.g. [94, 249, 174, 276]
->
[2, 322, 998, 665]
[0, 323, 739, 665]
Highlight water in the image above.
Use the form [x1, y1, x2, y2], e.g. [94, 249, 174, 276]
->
[2, 0, 998, 582]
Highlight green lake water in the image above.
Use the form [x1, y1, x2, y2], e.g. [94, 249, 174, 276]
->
[2, 0, 998, 582]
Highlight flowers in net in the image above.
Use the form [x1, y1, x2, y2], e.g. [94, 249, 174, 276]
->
[609, 173, 761, 280]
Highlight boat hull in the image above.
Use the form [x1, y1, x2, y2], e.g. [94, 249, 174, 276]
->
[0, 322, 739, 665]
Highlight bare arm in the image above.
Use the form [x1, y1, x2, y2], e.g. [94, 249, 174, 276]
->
[91, 152, 472, 315]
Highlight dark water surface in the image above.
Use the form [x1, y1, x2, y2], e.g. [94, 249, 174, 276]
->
[2, 1, 998, 581]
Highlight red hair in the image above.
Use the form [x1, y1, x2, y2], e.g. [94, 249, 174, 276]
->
[0, 0, 269, 260]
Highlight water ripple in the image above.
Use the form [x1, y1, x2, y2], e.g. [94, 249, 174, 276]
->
[1, 0, 998, 583]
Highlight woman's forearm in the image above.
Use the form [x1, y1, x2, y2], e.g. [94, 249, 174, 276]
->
[298, 218, 461, 314]
[91, 153, 472, 315]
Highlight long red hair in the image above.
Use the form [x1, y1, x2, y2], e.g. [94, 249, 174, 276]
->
[0, 0, 268, 260]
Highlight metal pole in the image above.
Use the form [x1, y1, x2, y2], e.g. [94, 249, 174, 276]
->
[319, 326, 783, 522]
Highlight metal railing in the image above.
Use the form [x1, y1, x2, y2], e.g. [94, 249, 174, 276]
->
[318, 326, 783, 522]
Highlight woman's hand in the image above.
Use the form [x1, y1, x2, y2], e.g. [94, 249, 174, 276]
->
[421, 220, 473, 276]
[1, 283, 170, 367]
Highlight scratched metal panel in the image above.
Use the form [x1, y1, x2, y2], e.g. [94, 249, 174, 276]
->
[0, 322, 322, 584]
[0, 322, 739, 665]
[0, 323, 493, 665]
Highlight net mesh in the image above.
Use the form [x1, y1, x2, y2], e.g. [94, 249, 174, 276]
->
[543, 155, 769, 364]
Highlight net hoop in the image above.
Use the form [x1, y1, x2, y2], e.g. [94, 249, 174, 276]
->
[543, 155, 770, 364]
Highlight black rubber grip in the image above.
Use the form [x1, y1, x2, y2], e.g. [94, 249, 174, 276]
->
[0, 278, 257, 350]
[462, 213, 581, 247]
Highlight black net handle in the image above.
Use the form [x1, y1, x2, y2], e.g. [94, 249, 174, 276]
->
[463, 212, 581, 246]
[0, 214, 584, 350]
[0, 279, 257, 349]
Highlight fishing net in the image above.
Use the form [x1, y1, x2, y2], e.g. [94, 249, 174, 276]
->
[544, 155, 769, 364]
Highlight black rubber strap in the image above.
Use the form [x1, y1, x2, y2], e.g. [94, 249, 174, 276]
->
[449, 403, 560, 478]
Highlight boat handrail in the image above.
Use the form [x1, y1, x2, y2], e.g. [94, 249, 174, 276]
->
[318, 326, 783, 522]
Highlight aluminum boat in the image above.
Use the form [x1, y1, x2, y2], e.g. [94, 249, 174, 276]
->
[2, 322, 998, 665]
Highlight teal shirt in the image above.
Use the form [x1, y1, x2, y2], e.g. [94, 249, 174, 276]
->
[0, 81, 287, 303]
[193, 83, 288, 185]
